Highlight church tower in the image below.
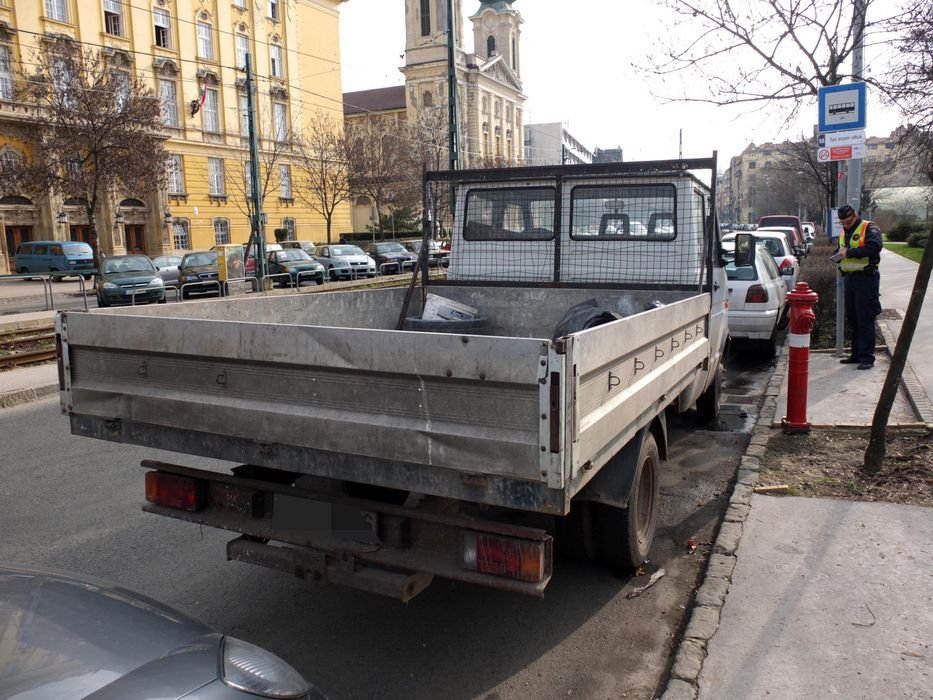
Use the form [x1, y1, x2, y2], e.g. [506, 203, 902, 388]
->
[400, 0, 526, 168]
[471, 0, 521, 77]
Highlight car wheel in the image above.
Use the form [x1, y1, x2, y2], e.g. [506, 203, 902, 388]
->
[181, 289, 190, 300]
[50, 268, 62, 282]
[82, 274, 92, 281]
[97, 295, 109, 308]
[328, 268, 338, 281]
[592, 433, 660, 571]
[316, 277, 324, 286]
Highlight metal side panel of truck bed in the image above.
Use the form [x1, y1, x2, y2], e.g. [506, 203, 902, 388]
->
[57, 290, 708, 516]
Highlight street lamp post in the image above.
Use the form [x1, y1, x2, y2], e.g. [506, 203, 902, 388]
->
[115, 208, 125, 250]
[163, 208, 173, 250]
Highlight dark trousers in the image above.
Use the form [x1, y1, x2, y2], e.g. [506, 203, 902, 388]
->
[844, 270, 881, 364]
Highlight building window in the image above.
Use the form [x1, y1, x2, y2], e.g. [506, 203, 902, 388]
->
[203, 87, 219, 132]
[487, 35, 496, 56]
[748, 161, 757, 169]
[239, 93, 249, 136]
[279, 164, 292, 199]
[197, 22, 214, 60]
[159, 79, 178, 127]
[270, 44, 283, 78]
[0, 47, 12, 101]
[511, 37, 516, 69]
[154, 8, 171, 48]
[213, 219, 230, 245]
[166, 154, 185, 193]
[283, 217, 296, 240]
[422, 91, 433, 107]
[273, 101, 287, 143]
[172, 221, 190, 250]
[111, 70, 129, 110]
[208, 157, 225, 196]
[45, 0, 67, 21]
[235, 34, 248, 69]
[269, 0, 279, 20]
[104, 0, 123, 36]
[420, 0, 430, 36]
[233, 0, 246, 8]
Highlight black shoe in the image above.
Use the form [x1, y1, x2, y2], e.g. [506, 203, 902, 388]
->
[839, 357, 860, 364]
[857, 362, 874, 370]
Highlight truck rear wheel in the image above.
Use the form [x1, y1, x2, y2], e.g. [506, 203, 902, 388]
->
[593, 433, 660, 571]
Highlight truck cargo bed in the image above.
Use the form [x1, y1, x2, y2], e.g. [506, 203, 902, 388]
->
[60, 285, 711, 515]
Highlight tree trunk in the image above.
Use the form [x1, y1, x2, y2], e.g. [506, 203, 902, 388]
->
[864, 228, 933, 473]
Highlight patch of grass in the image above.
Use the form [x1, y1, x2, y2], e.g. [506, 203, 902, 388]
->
[786, 485, 802, 497]
[814, 477, 838, 486]
[884, 241, 925, 264]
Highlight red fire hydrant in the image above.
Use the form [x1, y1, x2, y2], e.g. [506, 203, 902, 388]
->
[782, 282, 819, 433]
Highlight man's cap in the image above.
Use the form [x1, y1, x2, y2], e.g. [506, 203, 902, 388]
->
[837, 204, 856, 219]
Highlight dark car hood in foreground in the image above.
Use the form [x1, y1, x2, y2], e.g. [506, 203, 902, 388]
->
[0, 562, 215, 699]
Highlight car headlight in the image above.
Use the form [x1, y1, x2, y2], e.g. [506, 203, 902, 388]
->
[102, 281, 117, 289]
[149, 277, 163, 286]
[221, 637, 310, 698]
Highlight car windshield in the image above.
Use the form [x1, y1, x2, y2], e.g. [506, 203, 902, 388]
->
[278, 249, 311, 262]
[757, 238, 785, 257]
[184, 252, 217, 267]
[152, 256, 181, 267]
[331, 246, 364, 256]
[103, 256, 155, 274]
[376, 243, 407, 253]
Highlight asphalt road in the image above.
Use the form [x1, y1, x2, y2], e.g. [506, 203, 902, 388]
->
[0, 352, 772, 699]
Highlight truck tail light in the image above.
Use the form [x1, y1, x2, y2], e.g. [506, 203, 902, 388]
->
[461, 532, 546, 583]
[745, 285, 769, 304]
[145, 471, 206, 512]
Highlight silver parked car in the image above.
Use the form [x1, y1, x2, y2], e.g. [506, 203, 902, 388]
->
[151, 254, 183, 287]
[0, 561, 324, 699]
[311, 244, 376, 280]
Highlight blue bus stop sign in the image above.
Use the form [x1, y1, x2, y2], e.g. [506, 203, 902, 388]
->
[818, 83, 867, 133]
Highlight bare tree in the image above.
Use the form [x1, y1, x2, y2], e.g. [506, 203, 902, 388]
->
[5, 38, 165, 267]
[345, 116, 412, 236]
[294, 111, 352, 245]
[639, 0, 890, 123]
[228, 117, 292, 228]
[403, 106, 453, 237]
[864, 0, 933, 473]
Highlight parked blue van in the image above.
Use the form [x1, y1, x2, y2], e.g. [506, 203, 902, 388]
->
[15, 240, 95, 280]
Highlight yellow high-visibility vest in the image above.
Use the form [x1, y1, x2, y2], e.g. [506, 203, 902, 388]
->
[839, 220, 872, 272]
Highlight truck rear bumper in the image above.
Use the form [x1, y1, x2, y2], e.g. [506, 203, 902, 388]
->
[141, 459, 553, 599]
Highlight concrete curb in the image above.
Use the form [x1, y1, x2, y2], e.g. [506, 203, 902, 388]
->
[0, 383, 59, 409]
[660, 323, 928, 699]
[877, 314, 933, 427]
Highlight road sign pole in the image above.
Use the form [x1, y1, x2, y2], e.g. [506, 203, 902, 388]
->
[846, 0, 866, 216]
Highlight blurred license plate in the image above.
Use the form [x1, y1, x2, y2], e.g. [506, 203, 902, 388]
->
[272, 494, 380, 545]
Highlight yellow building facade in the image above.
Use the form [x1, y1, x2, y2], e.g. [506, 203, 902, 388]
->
[0, 0, 350, 274]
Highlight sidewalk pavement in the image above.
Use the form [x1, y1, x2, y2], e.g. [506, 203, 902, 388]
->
[2, 254, 932, 699]
[664, 250, 933, 700]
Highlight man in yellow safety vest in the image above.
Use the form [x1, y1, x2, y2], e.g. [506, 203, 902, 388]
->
[836, 204, 883, 369]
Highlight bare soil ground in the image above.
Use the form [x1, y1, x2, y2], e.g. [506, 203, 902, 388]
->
[761, 429, 933, 507]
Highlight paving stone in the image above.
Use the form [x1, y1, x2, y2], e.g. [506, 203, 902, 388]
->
[744, 443, 767, 458]
[740, 455, 760, 470]
[731, 483, 754, 505]
[671, 638, 707, 682]
[724, 502, 751, 522]
[695, 576, 730, 608]
[683, 604, 721, 641]
[661, 679, 698, 700]
[713, 521, 743, 555]
[705, 553, 736, 580]
[736, 468, 759, 487]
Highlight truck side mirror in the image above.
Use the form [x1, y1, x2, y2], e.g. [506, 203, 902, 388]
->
[734, 233, 755, 267]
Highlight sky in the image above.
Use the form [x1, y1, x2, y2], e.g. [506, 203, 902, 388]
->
[337, 0, 904, 166]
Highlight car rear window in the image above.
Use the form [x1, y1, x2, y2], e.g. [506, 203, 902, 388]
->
[726, 259, 758, 281]
[63, 243, 93, 255]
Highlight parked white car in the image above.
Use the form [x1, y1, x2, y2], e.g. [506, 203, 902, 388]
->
[722, 231, 799, 291]
[726, 244, 788, 357]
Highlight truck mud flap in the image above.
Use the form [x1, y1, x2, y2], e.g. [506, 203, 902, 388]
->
[227, 536, 434, 603]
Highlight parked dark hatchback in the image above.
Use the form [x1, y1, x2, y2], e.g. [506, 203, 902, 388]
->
[96, 255, 165, 307]
[178, 250, 221, 299]
[363, 241, 419, 275]
[266, 248, 326, 286]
